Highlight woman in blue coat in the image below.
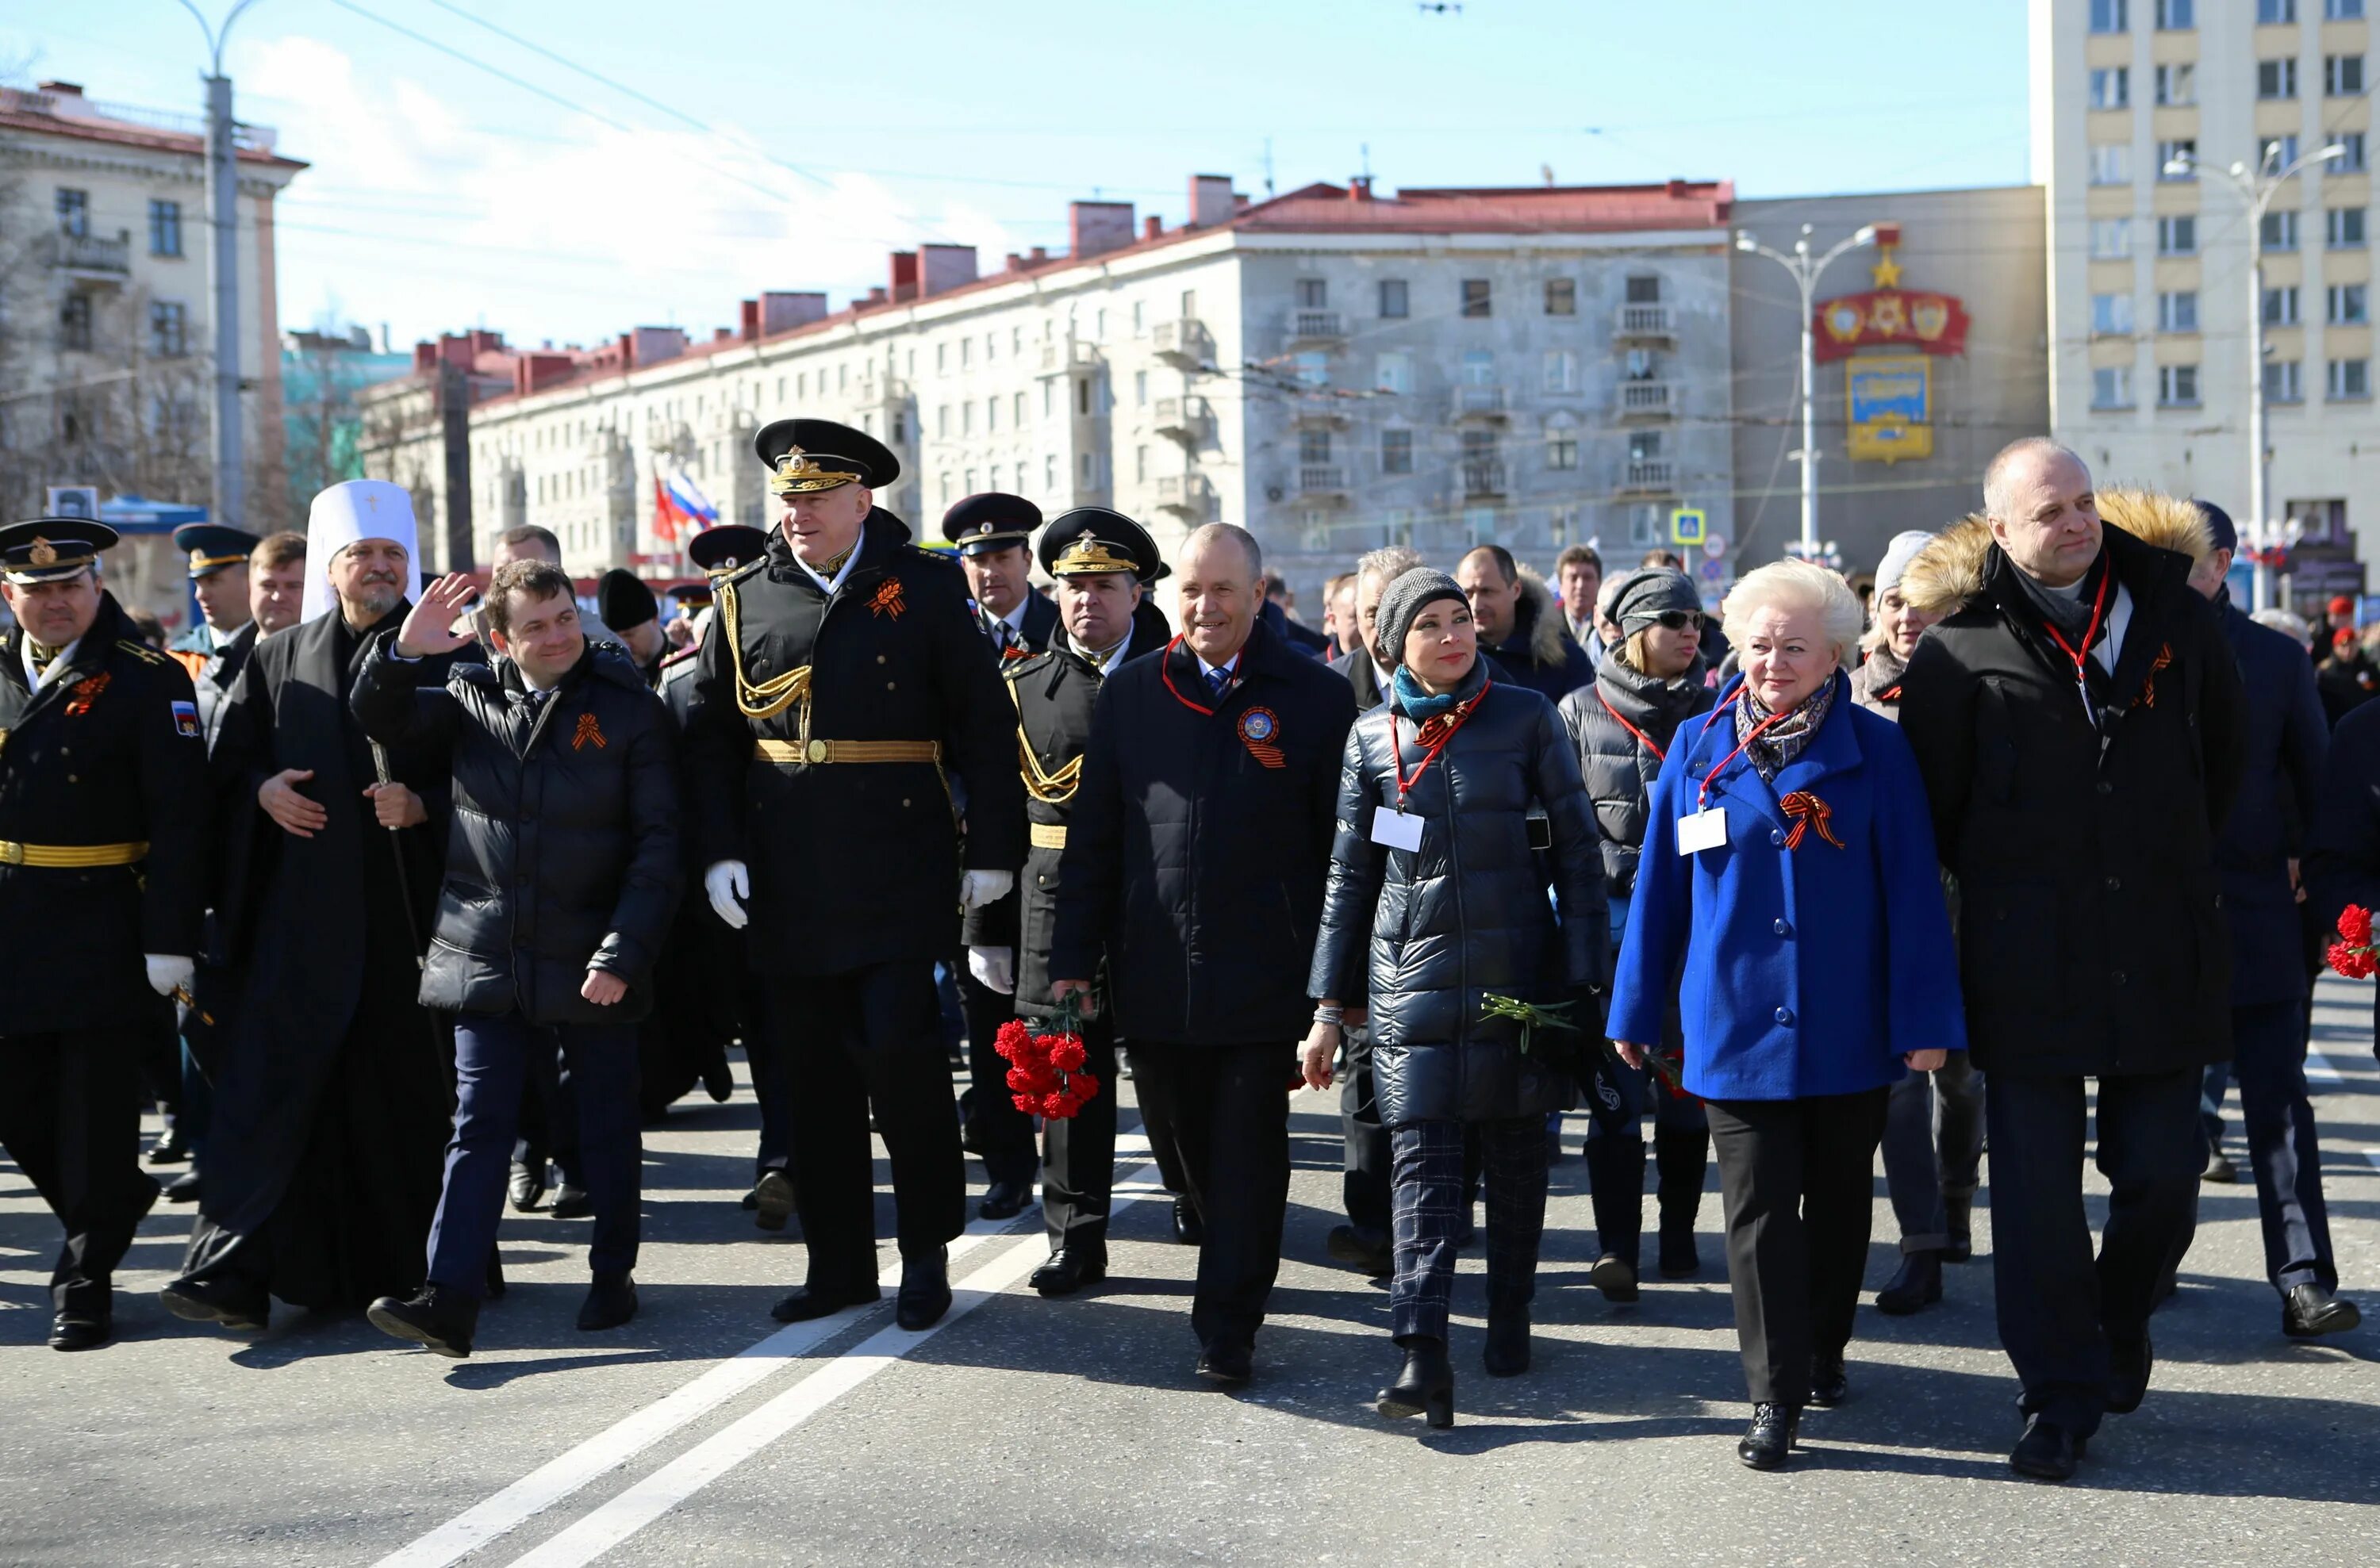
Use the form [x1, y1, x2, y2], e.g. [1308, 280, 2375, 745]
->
[1609, 558, 1964, 1471]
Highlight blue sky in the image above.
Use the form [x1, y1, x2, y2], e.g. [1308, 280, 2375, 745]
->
[5, 0, 2031, 350]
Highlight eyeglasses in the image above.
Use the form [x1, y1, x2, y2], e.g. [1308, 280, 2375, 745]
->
[1653, 610, 1704, 631]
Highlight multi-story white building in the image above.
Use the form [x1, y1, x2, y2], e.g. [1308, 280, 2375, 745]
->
[2035, 0, 2379, 604]
[362, 175, 1740, 607]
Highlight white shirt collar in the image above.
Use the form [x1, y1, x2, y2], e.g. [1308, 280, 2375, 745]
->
[793, 538, 863, 596]
[1096, 627, 1134, 677]
[22, 633, 83, 692]
[1196, 648, 1242, 682]
[994, 597, 1031, 634]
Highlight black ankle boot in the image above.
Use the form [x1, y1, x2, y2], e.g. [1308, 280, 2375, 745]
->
[367, 1284, 479, 1358]
[1376, 1336, 1454, 1428]
[1943, 1194, 1974, 1262]
[1875, 1251, 1944, 1315]
[1483, 1299, 1531, 1377]
[1653, 1128, 1708, 1277]
[1583, 1135, 1646, 1273]
[1737, 1402, 1800, 1470]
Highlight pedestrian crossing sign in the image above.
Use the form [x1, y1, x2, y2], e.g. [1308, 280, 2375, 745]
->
[1671, 508, 1706, 546]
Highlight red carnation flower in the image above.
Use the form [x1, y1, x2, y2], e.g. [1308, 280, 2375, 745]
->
[1011, 1092, 1040, 1114]
[993, 1020, 1032, 1062]
[2340, 904, 2374, 948]
[1039, 1090, 1075, 1118]
[1048, 1037, 1088, 1072]
[1069, 1071, 1100, 1101]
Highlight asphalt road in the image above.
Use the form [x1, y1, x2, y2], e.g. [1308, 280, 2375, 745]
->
[4, 979, 2376, 1566]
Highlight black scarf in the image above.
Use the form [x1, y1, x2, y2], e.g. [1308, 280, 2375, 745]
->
[2002, 545, 2124, 735]
[1594, 651, 1710, 755]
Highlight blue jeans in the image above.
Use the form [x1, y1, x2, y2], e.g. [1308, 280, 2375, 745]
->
[427, 1012, 642, 1298]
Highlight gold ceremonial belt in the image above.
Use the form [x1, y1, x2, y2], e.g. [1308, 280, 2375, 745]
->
[0, 839, 148, 868]
[1030, 822, 1069, 850]
[754, 739, 942, 765]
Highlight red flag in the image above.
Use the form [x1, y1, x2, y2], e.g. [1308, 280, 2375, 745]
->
[651, 477, 676, 543]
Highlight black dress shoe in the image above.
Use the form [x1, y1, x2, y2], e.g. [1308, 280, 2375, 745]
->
[751, 1170, 796, 1233]
[146, 1128, 190, 1166]
[1326, 1224, 1393, 1278]
[2202, 1148, 2239, 1183]
[701, 1055, 735, 1103]
[367, 1286, 478, 1358]
[163, 1165, 203, 1204]
[508, 1161, 547, 1213]
[1590, 1253, 1640, 1303]
[1483, 1302, 1530, 1378]
[977, 1179, 1031, 1221]
[1943, 1196, 1974, 1262]
[769, 1282, 881, 1323]
[1875, 1251, 1943, 1316]
[895, 1247, 952, 1331]
[548, 1184, 593, 1221]
[2282, 1282, 2362, 1338]
[1808, 1350, 1848, 1408]
[1030, 1248, 1107, 1298]
[48, 1309, 111, 1351]
[1737, 1403, 1799, 1470]
[1195, 1340, 1252, 1385]
[159, 1275, 268, 1332]
[1171, 1197, 1204, 1246]
[578, 1273, 638, 1331]
[2108, 1332, 2152, 1415]
[1376, 1336, 1455, 1428]
[1656, 1225, 1702, 1279]
[2010, 1415, 2086, 1481]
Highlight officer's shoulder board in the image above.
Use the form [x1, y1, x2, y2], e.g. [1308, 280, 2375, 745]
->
[1002, 650, 1056, 683]
[900, 544, 964, 577]
[716, 558, 769, 592]
[115, 638, 171, 668]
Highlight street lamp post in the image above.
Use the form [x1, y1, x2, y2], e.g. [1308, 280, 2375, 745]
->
[178, 0, 264, 531]
[1735, 223, 1878, 556]
[2167, 141, 2344, 611]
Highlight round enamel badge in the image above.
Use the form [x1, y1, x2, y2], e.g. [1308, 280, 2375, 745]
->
[1240, 708, 1276, 742]
[1238, 707, 1285, 768]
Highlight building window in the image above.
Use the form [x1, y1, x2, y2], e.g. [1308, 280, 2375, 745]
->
[1077, 378, 1092, 415]
[56, 187, 88, 237]
[1463, 507, 1499, 546]
[935, 343, 946, 374]
[1542, 349, 1578, 393]
[149, 300, 186, 358]
[2264, 285, 2301, 324]
[2092, 366, 2135, 408]
[2156, 215, 2196, 255]
[2260, 134, 2301, 170]
[2266, 359, 2305, 402]
[2159, 289, 2200, 332]
[1626, 428, 1663, 461]
[2328, 55, 2365, 96]
[148, 198, 182, 257]
[1544, 278, 1576, 316]
[1381, 428, 1415, 474]
[1013, 391, 1027, 425]
[2328, 207, 2367, 247]
[2155, 0, 2194, 25]
[1463, 349, 1496, 387]
[1625, 275, 1663, 304]
[2093, 218, 2133, 258]
[1461, 279, 1491, 318]
[1296, 277, 1327, 309]
[1374, 351, 1413, 395]
[2262, 0, 2298, 19]
[1545, 432, 1580, 471]
[2259, 58, 2300, 99]
[2328, 358, 2371, 398]
[2158, 138, 2197, 177]
[1379, 278, 1409, 318]
[2158, 364, 2200, 405]
[962, 402, 975, 435]
[1133, 446, 1147, 483]
[1294, 351, 1329, 387]
[1299, 427, 1332, 464]
[2337, 133, 2369, 173]
[1134, 370, 1148, 406]
[2090, 144, 2132, 184]
[985, 397, 999, 432]
[1043, 454, 1056, 491]
[2089, 67, 2129, 109]
[2330, 283, 2369, 323]
[2155, 63, 2196, 105]
[2091, 0, 2128, 29]
[2323, 0, 2355, 17]
[59, 293, 92, 351]
[2262, 208, 2301, 250]
[2092, 293, 2136, 334]
[1623, 346, 1659, 380]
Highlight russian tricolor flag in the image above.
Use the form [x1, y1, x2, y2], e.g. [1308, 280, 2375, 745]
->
[651, 470, 718, 542]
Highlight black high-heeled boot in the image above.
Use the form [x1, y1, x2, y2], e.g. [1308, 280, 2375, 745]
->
[1737, 1402, 1800, 1470]
[1583, 1136, 1645, 1300]
[1376, 1336, 1455, 1428]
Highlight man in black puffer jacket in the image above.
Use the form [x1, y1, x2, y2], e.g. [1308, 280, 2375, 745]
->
[351, 560, 681, 1358]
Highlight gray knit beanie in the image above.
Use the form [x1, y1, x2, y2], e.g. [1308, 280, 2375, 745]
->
[1375, 567, 1469, 669]
[1609, 567, 1702, 635]
[1874, 530, 1934, 596]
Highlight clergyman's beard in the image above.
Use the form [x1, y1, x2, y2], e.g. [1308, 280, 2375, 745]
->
[341, 582, 401, 626]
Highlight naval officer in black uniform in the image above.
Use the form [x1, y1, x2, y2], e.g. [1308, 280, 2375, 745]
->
[167, 522, 263, 750]
[0, 518, 206, 1349]
[682, 420, 1023, 1331]
[964, 508, 1164, 1295]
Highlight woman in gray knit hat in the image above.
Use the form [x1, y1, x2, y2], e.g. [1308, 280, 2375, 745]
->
[1305, 567, 1607, 1428]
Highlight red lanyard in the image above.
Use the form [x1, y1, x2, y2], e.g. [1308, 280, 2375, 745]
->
[1696, 706, 1791, 811]
[1394, 677, 1493, 807]
[2040, 568, 2113, 724]
[1158, 634, 1227, 717]
[1596, 689, 1666, 763]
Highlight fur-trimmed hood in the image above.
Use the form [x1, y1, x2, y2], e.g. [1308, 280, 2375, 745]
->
[1510, 565, 1571, 668]
[1899, 489, 2214, 619]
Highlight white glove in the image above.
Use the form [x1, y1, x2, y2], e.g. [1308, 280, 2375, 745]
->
[967, 945, 1015, 995]
[958, 869, 1014, 910]
[145, 953, 195, 998]
[704, 860, 750, 930]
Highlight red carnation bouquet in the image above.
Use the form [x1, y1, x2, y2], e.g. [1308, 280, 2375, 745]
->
[994, 994, 1101, 1120]
[2327, 904, 2378, 980]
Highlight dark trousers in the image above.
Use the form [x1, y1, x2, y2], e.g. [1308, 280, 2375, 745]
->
[1388, 1117, 1549, 1343]
[1043, 1018, 1118, 1249]
[2192, 999, 2338, 1294]
[513, 1041, 584, 1188]
[427, 1012, 642, 1298]
[1986, 1068, 2201, 1437]
[1881, 1049, 1984, 1253]
[1339, 1026, 1391, 1234]
[1706, 1089, 1889, 1406]
[957, 966, 1039, 1187]
[1128, 1041, 1292, 1352]
[0, 1028, 159, 1313]
[766, 962, 965, 1290]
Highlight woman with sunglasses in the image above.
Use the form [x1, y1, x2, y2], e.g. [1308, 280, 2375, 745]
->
[1303, 567, 1606, 1429]
[1557, 568, 1716, 1301]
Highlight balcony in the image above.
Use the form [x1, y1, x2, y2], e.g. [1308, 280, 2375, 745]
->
[1614, 303, 1674, 341]
[1155, 471, 1217, 519]
[1460, 458, 1508, 499]
[1616, 458, 1678, 496]
[1152, 395, 1215, 445]
[1037, 340, 1100, 374]
[1452, 384, 1508, 420]
[1292, 463, 1350, 501]
[1617, 379, 1674, 420]
[1283, 308, 1346, 344]
[40, 229, 131, 280]
[1150, 317, 1214, 368]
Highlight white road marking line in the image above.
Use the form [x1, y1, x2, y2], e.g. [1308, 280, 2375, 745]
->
[2306, 1050, 2345, 1086]
[2365, 1149, 2380, 1175]
[506, 1160, 1164, 1568]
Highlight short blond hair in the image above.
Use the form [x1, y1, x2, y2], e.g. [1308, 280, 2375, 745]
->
[1722, 558, 1864, 666]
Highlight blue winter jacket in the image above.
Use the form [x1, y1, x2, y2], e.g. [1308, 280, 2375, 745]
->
[1607, 670, 1966, 1101]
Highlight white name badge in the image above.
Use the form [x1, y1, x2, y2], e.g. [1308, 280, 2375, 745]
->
[1371, 807, 1426, 852]
[1676, 807, 1728, 856]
